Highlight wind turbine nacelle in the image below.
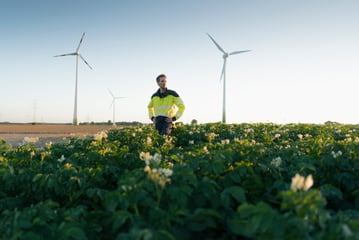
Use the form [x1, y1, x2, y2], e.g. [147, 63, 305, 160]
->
[223, 53, 229, 59]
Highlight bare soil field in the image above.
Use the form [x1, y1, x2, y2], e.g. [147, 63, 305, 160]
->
[0, 124, 118, 147]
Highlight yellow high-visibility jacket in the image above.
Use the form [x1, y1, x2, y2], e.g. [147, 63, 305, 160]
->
[148, 89, 185, 121]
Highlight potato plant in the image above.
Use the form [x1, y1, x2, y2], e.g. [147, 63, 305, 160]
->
[0, 123, 359, 239]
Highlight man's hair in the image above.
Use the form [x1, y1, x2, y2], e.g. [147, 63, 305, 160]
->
[156, 74, 167, 83]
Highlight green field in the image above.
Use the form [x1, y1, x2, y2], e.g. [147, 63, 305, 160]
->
[1, 122, 359, 239]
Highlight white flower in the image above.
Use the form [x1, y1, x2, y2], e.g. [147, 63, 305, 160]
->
[207, 132, 218, 142]
[159, 168, 173, 177]
[140, 152, 151, 161]
[274, 133, 281, 139]
[291, 174, 304, 191]
[189, 140, 194, 145]
[144, 165, 151, 173]
[45, 141, 53, 148]
[150, 153, 162, 166]
[244, 128, 253, 134]
[146, 137, 152, 145]
[221, 139, 230, 144]
[303, 174, 314, 191]
[58, 155, 66, 163]
[332, 150, 343, 158]
[297, 134, 303, 140]
[94, 131, 107, 141]
[291, 173, 314, 191]
[164, 136, 173, 144]
[203, 146, 209, 154]
[271, 157, 282, 168]
[144, 164, 173, 188]
[41, 151, 51, 161]
[23, 137, 39, 145]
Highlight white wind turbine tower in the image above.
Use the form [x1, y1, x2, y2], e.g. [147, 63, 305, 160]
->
[108, 89, 125, 126]
[207, 33, 250, 123]
[54, 32, 93, 126]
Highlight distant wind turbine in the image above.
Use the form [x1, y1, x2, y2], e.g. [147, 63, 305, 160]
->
[54, 32, 93, 126]
[207, 33, 250, 123]
[108, 89, 125, 126]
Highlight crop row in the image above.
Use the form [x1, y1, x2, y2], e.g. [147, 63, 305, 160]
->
[0, 123, 359, 239]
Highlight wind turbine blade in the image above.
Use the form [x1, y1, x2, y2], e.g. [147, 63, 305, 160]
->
[79, 54, 93, 70]
[229, 50, 251, 55]
[76, 32, 86, 52]
[54, 53, 77, 57]
[220, 59, 226, 82]
[207, 33, 225, 54]
[109, 100, 114, 110]
[108, 89, 115, 98]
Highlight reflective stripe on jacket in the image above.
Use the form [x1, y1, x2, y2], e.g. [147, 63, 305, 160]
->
[148, 89, 185, 120]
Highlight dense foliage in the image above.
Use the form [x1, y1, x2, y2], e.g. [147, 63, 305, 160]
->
[1, 123, 359, 239]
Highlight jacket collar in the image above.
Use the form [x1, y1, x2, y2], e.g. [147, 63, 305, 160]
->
[157, 88, 169, 98]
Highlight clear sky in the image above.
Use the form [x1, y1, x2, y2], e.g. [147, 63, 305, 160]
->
[1, 0, 359, 124]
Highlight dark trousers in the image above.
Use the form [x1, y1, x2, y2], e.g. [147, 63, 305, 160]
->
[154, 116, 173, 135]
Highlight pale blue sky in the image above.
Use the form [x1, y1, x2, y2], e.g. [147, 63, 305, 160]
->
[1, 0, 359, 124]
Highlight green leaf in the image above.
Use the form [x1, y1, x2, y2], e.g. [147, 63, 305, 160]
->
[32, 173, 43, 183]
[0, 139, 10, 154]
[230, 202, 282, 238]
[212, 159, 225, 175]
[62, 227, 87, 240]
[320, 184, 343, 200]
[187, 208, 222, 232]
[111, 210, 131, 231]
[220, 186, 246, 209]
[103, 191, 119, 212]
[157, 229, 176, 240]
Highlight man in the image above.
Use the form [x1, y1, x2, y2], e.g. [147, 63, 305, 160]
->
[148, 74, 185, 135]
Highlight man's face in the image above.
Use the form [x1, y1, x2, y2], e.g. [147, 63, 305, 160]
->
[157, 77, 167, 89]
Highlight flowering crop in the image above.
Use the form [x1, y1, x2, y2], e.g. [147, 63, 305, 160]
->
[291, 173, 314, 191]
[140, 152, 173, 188]
[1, 122, 359, 239]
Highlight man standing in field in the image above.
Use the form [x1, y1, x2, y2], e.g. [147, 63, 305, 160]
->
[148, 74, 185, 135]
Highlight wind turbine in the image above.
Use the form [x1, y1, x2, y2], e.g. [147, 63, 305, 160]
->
[108, 89, 125, 126]
[207, 33, 250, 123]
[54, 32, 93, 126]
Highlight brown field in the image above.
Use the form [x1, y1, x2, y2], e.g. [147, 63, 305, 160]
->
[0, 124, 118, 147]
